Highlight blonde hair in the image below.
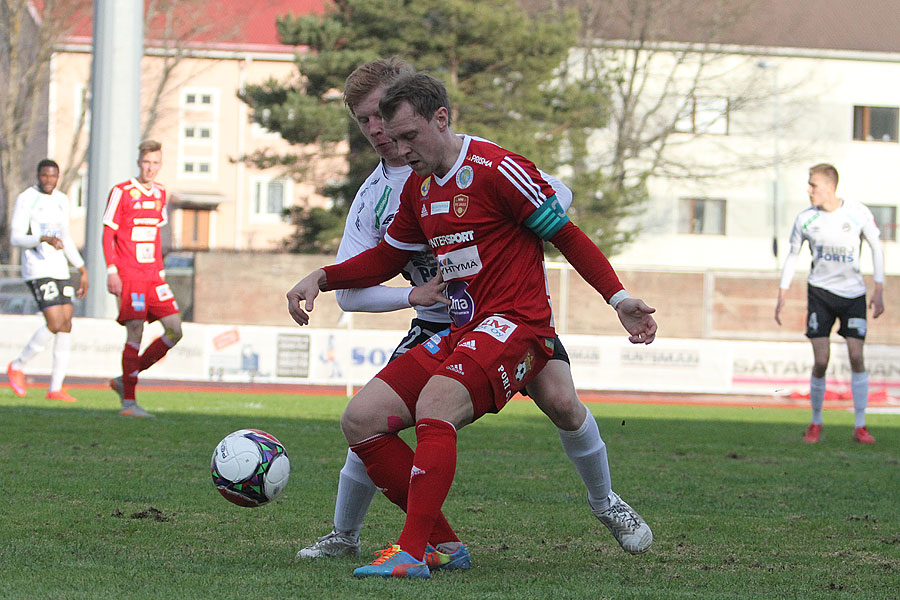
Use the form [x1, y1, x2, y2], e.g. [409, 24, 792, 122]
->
[138, 139, 162, 159]
[344, 57, 415, 116]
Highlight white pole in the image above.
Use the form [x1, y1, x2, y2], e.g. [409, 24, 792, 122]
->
[83, 0, 143, 317]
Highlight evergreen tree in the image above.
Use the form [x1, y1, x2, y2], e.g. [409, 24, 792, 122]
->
[240, 0, 630, 253]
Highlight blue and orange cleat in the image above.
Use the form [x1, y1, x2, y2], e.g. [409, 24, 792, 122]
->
[424, 543, 471, 571]
[352, 544, 430, 579]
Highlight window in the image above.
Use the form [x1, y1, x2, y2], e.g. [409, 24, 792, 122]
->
[182, 160, 213, 177]
[182, 88, 217, 110]
[679, 197, 726, 235]
[853, 106, 898, 142]
[867, 204, 897, 241]
[675, 97, 729, 135]
[253, 179, 288, 218]
[184, 125, 212, 139]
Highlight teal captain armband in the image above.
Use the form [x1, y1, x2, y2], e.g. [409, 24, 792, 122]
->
[523, 195, 570, 240]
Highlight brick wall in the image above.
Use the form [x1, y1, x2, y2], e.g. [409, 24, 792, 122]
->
[192, 252, 899, 344]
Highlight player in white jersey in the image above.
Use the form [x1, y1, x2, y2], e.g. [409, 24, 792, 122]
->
[296, 58, 651, 564]
[775, 163, 884, 444]
[7, 159, 89, 402]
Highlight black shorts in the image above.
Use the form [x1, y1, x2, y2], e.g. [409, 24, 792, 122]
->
[389, 318, 452, 362]
[27, 277, 75, 311]
[806, 284, 867, 340]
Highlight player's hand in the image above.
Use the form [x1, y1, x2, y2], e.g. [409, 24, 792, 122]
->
[409, 270, 450, 308]
[870, 290, 885, 319]
[40, 235, 64, 250]
[107, 271, 122, 296]
[615, 297, 657, 344]
[774, 298, 785, 325]
[76, 268, 89, 299]
[286, 269, 326, 326]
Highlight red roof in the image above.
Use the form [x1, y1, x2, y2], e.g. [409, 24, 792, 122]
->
[45, 0, 326, 53]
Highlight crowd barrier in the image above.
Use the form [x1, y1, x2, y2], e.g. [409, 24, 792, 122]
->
[2, 314, 899, 398]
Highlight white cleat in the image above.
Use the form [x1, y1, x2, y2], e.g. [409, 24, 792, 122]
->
[593, 491, 653, 554]
[296, 529, 361, 558]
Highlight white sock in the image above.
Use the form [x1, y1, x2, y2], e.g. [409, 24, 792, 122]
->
[333, 448, 377, 537]
[557, 406, 612, 511]
[851, 371, 868, 428]
[14, 325, 54, 368]
[809, 375, 826, 425]
[49, 332, 71, 392]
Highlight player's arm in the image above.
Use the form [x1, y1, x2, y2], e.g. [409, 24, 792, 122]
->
[862, 210, 885, 318]
[102, 187, 123, 296]
[333, 198, 417, 313]
[9, 192, 43, 249]
[286, 241, 414, 326]
[498, 155, 654, 343]
[57, 197, 88, 297]
[775, 217, 805, 325]
[545, 217, 657, 344]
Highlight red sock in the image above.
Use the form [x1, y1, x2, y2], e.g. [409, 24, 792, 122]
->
[139, 336, 173, 372]
[122, 342, 140, 401]
[397, 419, 458, 560]
[351, 433, 458, 555]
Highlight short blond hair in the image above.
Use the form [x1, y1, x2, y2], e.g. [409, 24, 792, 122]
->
[809, 163, 838, 188]
[138, 139, 162, 159]
[344, 57, 415, 116]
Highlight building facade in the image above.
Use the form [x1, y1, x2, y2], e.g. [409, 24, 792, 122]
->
[47, 0, 336, 252]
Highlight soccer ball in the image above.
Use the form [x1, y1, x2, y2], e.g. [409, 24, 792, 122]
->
[211, 429, 290, 507]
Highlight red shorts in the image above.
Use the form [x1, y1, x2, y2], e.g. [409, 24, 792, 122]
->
[117, 279, 179, 325]
[376, 315, 554, 421]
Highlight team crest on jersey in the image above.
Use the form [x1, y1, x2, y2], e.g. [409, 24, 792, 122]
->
[515, 351, 535, 382]
[420, 177, 431, 197]
[129, 189, 141, 199]
[453, 194, 469, 217]
[456, 166, 474, 189]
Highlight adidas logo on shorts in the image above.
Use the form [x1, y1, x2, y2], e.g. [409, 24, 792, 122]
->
[410, 465, 426, 478]
[459, 339, 476, 350]
[446, 363, 465, 375]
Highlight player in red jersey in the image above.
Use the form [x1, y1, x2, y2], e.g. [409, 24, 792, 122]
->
[102, 140, 183, 417]
[287, 73, 657, 579]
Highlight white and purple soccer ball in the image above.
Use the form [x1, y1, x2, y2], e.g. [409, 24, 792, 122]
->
[211, 429, 290, 507]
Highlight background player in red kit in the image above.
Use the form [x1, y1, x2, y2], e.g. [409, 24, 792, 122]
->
[102, 140, 183, 417]
[287, 73, 658, 579]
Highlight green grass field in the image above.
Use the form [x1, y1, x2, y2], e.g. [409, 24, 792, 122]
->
[1, 387, 897, 599]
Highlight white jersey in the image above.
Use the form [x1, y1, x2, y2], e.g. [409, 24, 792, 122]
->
[334, 157, 573, 323]
[780, 198, 884, 298]
[10, 185, 85, 281]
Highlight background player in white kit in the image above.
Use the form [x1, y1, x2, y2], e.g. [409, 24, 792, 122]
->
[296, 58, 651, 563]
[775, 163, 884, 444]
[7, 159, 89, 402]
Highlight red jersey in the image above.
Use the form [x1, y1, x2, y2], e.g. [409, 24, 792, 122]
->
[103, 178, 168, 281]
[385, 136, 559, 337]
[323, 135, 624, 337]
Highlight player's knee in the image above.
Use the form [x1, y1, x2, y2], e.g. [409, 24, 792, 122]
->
[340, 405, 371, 444]
[538, 394, 585, 430]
